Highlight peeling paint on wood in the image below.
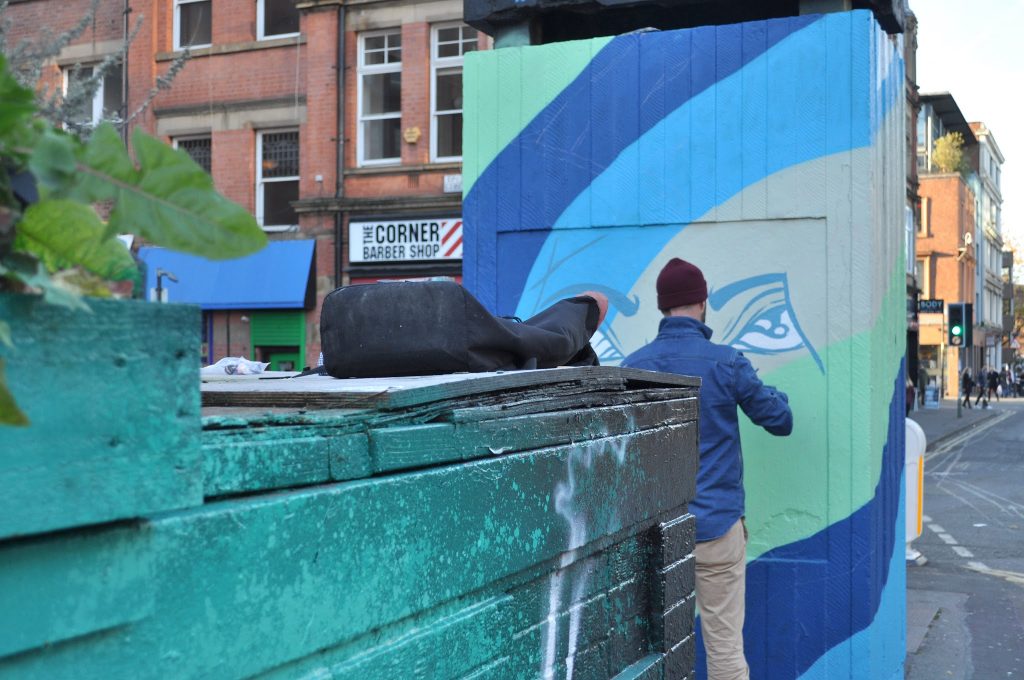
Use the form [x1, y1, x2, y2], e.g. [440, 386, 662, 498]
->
[1, 365, 699, 679]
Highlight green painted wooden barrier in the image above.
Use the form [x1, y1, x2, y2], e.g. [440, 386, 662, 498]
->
[1, 301, 699, 679]
[0, 294, 202, 539]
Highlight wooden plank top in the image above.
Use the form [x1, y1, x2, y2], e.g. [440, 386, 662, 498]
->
[200, 366, 699, 411]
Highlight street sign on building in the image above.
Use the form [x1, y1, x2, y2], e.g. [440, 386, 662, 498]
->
[918, 299, 944, 313]
[349, 218, 463, 263]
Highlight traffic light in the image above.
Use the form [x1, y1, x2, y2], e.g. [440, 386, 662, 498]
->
[947, 303, 973, 347]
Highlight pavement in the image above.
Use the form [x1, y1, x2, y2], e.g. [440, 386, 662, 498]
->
[905, 396, 1024, 678]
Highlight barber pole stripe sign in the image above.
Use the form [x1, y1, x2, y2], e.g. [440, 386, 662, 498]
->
[441, 220, 463, 258]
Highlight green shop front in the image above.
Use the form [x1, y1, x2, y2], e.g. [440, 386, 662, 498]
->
[139, 240, 316, 371]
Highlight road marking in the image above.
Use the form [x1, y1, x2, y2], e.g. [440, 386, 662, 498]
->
[937, 533, 958, 545]
[928, 524, 946, 533]
[965, 562, 1024, 586]
[922, 514, 932, 523]
[952, 546, 974, 558]
[926, 411, 1014, 460]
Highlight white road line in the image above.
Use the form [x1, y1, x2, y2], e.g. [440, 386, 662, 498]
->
[937, 533, 958, 545]
[922, 514, 932, 523]
[967, 561, 990, 572]
[952, 545, 974, 558]
[926, 411, 1014, 460]
[928, 524, 946, 533]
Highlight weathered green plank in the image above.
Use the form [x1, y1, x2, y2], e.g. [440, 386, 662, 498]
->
[449, 387, 697, 423]
[0, 424, 694, 679]
[0, 295, 202, 539]
[202, 433, 370, 497]
[0, 522, 153, 658]
[370, 398, 697, 472]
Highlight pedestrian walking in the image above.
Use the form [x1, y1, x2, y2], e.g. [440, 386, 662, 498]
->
[961, 368, 974, 409]
[975, 366, 988, 408]
[622, 258, 793, 680]
[988, 368, 1000, 404]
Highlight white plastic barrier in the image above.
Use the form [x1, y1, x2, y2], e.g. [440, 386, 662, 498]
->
[905, 418, 927, 543]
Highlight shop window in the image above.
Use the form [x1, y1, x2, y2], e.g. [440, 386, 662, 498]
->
[175, 0, 212, 50]
[257, 130, 300, 230]
[62, 62, 123, 133]
[258, 0, 299, 40]
[358, 29, 402, 165]
[431, 24, 478, 162]
[174, 135, 212, 173]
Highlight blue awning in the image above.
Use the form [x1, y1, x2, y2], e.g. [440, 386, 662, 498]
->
[138, 240, 316, 310]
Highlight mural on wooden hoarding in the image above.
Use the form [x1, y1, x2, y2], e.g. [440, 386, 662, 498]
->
[464, 11, 907, 680]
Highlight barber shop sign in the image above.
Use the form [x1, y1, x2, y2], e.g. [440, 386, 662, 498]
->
[349, 218, 463, 263]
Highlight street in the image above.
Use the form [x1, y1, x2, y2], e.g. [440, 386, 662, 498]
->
[907, 399, 1024, 679]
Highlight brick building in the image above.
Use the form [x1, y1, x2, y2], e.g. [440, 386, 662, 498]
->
[5, 0, 488, 369]
[916, 93, 978, 396]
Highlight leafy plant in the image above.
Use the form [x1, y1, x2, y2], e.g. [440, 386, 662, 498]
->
[0, 54, 267, 425]
[932, 131, 971, 177]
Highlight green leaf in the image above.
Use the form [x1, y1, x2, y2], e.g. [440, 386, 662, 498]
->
[73, 122, 138, 206]
[28, 129, 80, 193]
[0, 254, 90, 311]
[18, 200, 137, 281]
[0, 359, 29, 427]
[72, 124, 267, 259]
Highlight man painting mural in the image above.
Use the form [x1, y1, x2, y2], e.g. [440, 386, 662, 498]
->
[622, 258, 794, 680]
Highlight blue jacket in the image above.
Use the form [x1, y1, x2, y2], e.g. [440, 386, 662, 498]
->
[623, 316, 793, 542]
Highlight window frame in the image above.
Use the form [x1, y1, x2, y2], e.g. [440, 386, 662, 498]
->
[429, 23, 477, 163]
[61, 61, 123, 131]
[357, 28, 403, 167]
[256, 0, 300, 41]
[256, 128, 300, 232]
[174, 0, 212, 51]
[172, 134, 213, 174]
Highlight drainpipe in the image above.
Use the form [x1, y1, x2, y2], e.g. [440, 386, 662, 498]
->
[334, 4, 346, 286]
[122, 0, 130, 143]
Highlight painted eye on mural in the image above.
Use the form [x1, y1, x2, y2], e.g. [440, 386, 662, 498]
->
[708, 274, 824, 373]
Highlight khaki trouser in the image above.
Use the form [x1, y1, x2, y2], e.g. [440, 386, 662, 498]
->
[695, 519, 749, 680]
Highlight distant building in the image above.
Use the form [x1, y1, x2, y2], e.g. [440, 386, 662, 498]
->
[967, 122, 1005, 372]
[4, 0, 485, 369]
[916, 92, 977, 396]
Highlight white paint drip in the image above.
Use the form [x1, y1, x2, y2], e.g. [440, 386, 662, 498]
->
[540, 423, 635, 680]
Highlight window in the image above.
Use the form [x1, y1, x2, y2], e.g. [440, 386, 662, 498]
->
[258, 0, 299, 39]
[431, 24, 478, 161]
[174, 136, 212, 173]
[175, 0, 211, 50]
[915, 258, 926, 297]
[257, 130, 299, 230]
[919, 197, 929, 235]
[63, 62, 123, 133]
[358, 30, 402, 165]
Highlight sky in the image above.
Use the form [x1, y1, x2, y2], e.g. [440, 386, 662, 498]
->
[913, 0, 1024, 253]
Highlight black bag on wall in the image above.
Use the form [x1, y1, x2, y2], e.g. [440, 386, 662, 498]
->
[320, 281, 601, 378]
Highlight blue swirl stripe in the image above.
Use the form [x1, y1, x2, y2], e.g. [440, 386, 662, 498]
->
[464, 14, 822, 312]
[694, 361, 906, 679]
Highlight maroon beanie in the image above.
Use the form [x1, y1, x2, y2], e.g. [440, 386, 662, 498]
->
[656, 258, 707, 311]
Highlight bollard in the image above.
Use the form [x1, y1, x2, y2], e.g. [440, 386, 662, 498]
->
[905, 418, 927, 564]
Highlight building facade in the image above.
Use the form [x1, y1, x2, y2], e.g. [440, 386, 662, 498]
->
[5, 0, 487, 369]
[967, 122, 1005, 372]
[903, 10, 921, 400]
